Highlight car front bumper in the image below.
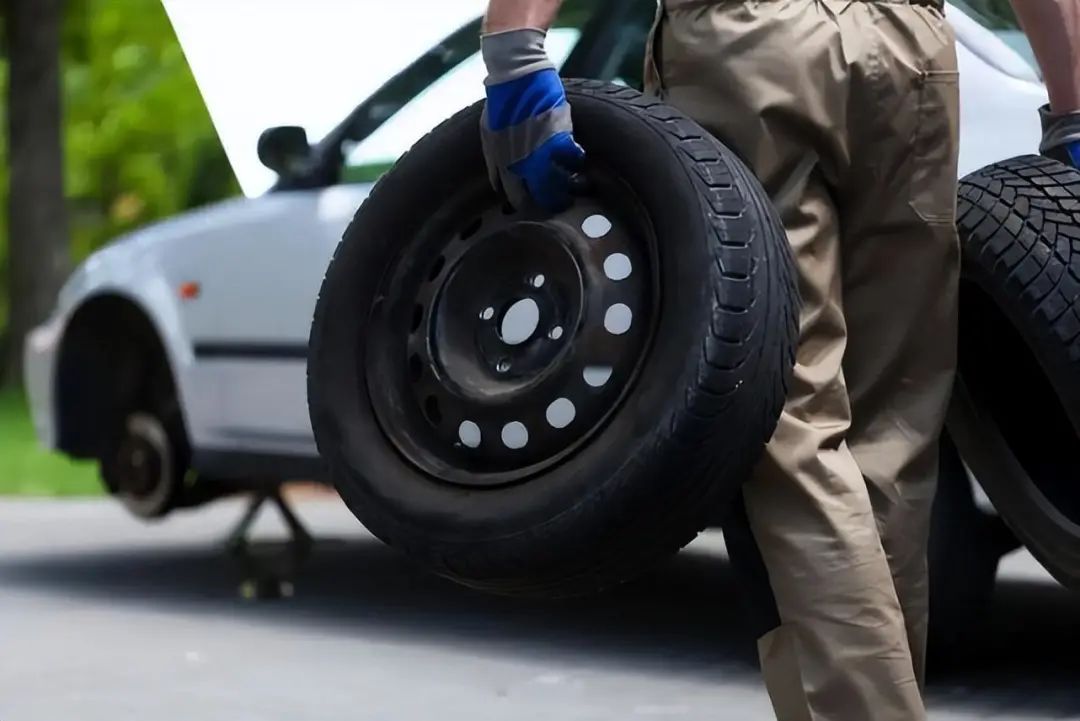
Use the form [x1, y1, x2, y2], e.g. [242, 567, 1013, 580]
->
[22, 315, 64, 450]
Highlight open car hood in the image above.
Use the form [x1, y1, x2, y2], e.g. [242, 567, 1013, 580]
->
[163, 0, 488, 197]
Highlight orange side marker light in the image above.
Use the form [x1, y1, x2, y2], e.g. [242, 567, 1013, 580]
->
[179, 281, 201, 300]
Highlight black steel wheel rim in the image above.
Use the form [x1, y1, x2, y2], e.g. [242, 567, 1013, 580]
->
[365, 168, 659, 487]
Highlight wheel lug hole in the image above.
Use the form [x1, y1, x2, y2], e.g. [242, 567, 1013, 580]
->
[549, 326, 564, 341]
[501, 422, 529, 450]
[530, 274, 546, 289]
[584, 365, 613, 388]
[480, 307, 495, 321]
[458, 421, 481, 449]
[496, 359, 511, 373]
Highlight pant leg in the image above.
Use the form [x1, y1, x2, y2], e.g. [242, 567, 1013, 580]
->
[652, 2, 926, 719]
[839, 2, 962, 687]
[743, 174, 925, 721]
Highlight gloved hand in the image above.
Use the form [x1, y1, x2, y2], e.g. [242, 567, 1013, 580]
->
[480, 28, 585, 213]
[1039, 104, 1080, 167]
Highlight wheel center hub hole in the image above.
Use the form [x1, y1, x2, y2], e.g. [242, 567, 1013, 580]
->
[498, 298, 540, 346]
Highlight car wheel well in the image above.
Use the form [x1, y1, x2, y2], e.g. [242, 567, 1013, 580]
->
[55, 295, 184, 461]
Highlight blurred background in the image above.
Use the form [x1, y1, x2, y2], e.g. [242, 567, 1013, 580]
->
[1, 0, 236, 495]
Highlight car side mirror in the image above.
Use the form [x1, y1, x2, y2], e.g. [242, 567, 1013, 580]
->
[257, 125, 311, 176]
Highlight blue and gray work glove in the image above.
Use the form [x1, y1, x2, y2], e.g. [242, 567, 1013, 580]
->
[480, 28, 585, 213]
[1040, 104, 1080, 167]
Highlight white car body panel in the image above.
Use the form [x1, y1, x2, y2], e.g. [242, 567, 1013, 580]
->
[948, 5, 1048, 176]
[23, 2, 1052, 477]
[23, 315, 63, 448]
[168, 184, 371, 454]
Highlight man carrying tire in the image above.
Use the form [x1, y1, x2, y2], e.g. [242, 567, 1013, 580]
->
[478, 0, 1080, 719]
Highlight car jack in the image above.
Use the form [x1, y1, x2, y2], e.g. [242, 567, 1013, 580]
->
[224, 488, 314, 601]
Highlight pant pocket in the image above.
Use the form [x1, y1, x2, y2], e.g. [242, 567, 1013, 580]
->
[909, 69, 960, 225]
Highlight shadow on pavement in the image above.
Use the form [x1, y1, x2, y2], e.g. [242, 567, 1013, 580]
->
[2, 533, 1079, 717]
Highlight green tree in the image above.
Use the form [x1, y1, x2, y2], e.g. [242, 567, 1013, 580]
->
[61, 0, 238, 259]
[0, 0, 238, 384]
[3, 0, 69, 386]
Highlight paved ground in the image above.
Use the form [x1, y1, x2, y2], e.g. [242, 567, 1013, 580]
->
[2, 497, 1079, 720]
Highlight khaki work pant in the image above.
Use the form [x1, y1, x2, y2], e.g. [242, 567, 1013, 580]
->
[645, 1, 961, 719]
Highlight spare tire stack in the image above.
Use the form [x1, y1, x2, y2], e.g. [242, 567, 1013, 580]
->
[307, 80, 799, 597]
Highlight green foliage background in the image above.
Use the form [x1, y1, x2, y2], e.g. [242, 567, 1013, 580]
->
[0, 0, 238, 337]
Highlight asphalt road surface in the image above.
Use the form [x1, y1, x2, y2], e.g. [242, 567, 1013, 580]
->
[2, 496, 1079, 720]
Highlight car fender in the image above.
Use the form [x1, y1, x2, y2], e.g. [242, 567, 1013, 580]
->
[49, 208, 246, 448]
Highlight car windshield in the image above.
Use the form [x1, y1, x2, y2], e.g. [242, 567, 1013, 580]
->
[951, 0, 1039, 74]
[329, 0, 640, 185]
[339, 25, 585, 184]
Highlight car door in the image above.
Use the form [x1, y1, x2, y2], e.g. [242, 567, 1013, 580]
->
[175, 185, 366, 458]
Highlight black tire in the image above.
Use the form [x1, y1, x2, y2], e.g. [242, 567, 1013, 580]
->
[308, 80, 798, 596]
[928, 432, 1016, 665]
[950, 155, 1080, 590]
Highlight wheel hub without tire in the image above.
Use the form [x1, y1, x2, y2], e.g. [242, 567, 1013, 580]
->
[114, 433, 164, 497]
[105, 413, 178, 519]
[367, 177, 657, 486]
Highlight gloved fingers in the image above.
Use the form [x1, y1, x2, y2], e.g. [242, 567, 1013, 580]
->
[528, 181, 573, 214]
[550, 138, 586, 170]
[480, 103, 573, 175]
[481, 144, 504, 196]
[567, 172, 592, 197]
[488, 163, 530, 211]
[528, 161, 580, 214]
[1068, 142, 1080, 168]
[480, 102, 585, 213]
[481, 117, 530, 210]
[551, 141, 589, 196]
[501, 173, 532, 212]
[1041, 142, 1080, 169]
[495, 164, 578, 214]
[533, 137, 586, 210]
